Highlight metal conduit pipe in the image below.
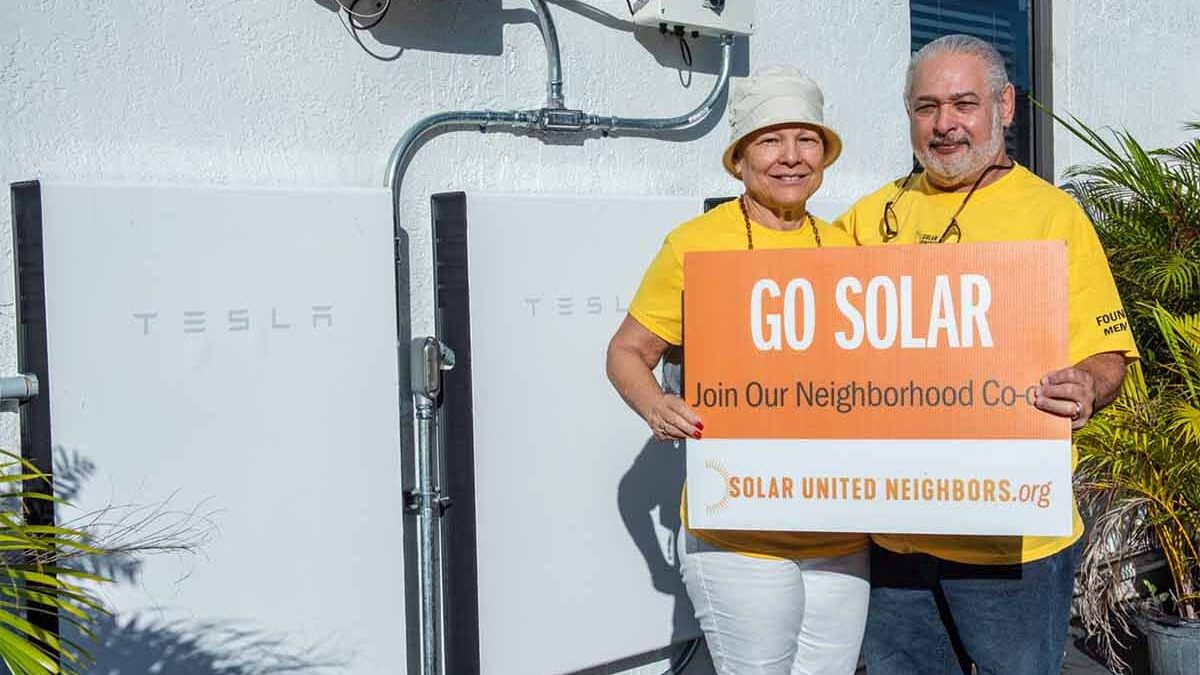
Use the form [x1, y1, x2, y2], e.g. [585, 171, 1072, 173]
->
[386, 4, 734, 673]
[384, 34, 733, 193]
[529, 0, 565, 109]
[385, 110, 536, 194]
[413, 394, 440, 675]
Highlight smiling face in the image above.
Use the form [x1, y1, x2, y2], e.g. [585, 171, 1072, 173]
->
[908, 52, 1014, 190]
[734, 124, 826, 213]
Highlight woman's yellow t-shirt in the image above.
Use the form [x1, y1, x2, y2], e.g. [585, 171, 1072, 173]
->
[628, 199, 869, 560]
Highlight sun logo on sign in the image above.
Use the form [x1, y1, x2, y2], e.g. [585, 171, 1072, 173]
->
[705, 458, 733, 516]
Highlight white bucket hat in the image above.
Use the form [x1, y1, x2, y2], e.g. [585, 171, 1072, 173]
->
[722, 65, 843, 179]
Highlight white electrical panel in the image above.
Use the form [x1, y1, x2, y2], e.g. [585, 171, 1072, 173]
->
[632, 0, 755, 37]
[21, 182, 406, 674]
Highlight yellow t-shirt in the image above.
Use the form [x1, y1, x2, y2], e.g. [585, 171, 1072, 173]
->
[836, 164, 1140, 565]
[629, 199, 868, 559]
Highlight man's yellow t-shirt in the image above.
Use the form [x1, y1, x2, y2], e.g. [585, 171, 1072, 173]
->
[836, 164, 1140, 565]
[629, 199, 868, 560]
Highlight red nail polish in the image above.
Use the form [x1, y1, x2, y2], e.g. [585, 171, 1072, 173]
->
[696, 422, 705, 431]
[693, 431, 703, 439]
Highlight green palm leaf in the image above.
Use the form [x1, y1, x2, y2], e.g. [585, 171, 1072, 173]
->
[0, 450, 113, 675]
[1053, 111, 1200, 672]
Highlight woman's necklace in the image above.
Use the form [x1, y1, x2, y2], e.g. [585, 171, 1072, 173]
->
[738, 195, 821, 250]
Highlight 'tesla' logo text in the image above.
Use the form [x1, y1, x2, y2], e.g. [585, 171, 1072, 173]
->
[521, 294, 628, 317]
[133, 305, 334, 335]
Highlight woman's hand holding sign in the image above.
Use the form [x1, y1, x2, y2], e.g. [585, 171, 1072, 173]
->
[647, 394, 704, 442]
[607, 314, 706, 442]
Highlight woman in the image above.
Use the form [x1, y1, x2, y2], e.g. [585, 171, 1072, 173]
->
[606, 66, 869, 674]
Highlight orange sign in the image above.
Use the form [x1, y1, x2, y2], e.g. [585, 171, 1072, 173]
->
[683, 242, 1070, 441]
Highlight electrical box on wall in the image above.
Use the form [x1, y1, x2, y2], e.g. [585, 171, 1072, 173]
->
[631, 0, 755, 37]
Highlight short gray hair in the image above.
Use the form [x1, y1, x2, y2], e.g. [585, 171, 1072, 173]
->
[904, 34, 1010, 107]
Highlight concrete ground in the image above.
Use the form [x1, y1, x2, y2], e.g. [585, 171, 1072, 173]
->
[1063, 621, 1152, 675]
[660, 628, 1124, 675]
[847, 625, 1121, 674]
[1063, 624, 1122, 675]
[596, 622, 1130, 674]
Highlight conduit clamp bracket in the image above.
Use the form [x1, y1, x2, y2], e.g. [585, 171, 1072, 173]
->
[403, 490, 454, 516]
[412, 337, 455, 401]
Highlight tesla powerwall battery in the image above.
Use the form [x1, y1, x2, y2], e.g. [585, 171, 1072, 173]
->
[432, 193, 700, 675]
[12, 182, 406, 673]
[431, 192, 849, 675]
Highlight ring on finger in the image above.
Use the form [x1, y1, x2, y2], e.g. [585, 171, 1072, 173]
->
[1071, 401, 1082, 420]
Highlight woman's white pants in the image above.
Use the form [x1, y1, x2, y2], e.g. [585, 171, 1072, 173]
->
[677, 530, 870, 675]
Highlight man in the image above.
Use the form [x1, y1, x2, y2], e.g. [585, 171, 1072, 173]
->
[836, 35, 1139, 674]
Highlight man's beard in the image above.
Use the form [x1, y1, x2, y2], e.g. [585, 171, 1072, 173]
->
[917, 108, 1006, 184]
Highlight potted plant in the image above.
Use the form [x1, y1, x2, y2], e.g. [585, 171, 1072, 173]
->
[1054, 113, 1200, 674]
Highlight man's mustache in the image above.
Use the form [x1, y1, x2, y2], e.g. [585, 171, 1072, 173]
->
[930, 134, 971, 148]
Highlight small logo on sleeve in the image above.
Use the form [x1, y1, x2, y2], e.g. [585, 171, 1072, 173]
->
[1095, 308, 1130, 336]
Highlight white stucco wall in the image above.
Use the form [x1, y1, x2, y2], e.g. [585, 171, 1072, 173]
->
[0, 0, 910, 412]
[0, 2, 908, 672]
[1052, 0, 1200, 178]
[4, 0, 1197, 672]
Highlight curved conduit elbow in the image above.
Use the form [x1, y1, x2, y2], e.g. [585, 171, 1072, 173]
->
[588, 33, 734, 133]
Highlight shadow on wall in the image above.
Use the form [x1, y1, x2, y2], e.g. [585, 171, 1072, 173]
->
[52, 448, 146, 587]
[310, 0, 748, 76]
[616, 347, 705, 653]
[52, 447, 343, 675]
[611, 431, 719, 675]
[71, 614, 344, 675]
[315, 0, 748, 173]
[312, 0, 506, 55]
[618, 435, 696, 643]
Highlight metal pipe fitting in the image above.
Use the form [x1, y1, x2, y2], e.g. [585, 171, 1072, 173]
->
[530, 0, 565, 109]
[0, 374, 38, 403]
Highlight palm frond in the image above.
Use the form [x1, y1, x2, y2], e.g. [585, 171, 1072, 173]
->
[0, 451, 108, 674]
[1060, 111, 1200, 669]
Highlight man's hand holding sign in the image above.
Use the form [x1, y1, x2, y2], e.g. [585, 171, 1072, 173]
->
[683, 241, 1077, 536]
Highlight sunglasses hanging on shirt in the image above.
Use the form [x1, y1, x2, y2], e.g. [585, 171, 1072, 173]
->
[880, 161, 1014, 243]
